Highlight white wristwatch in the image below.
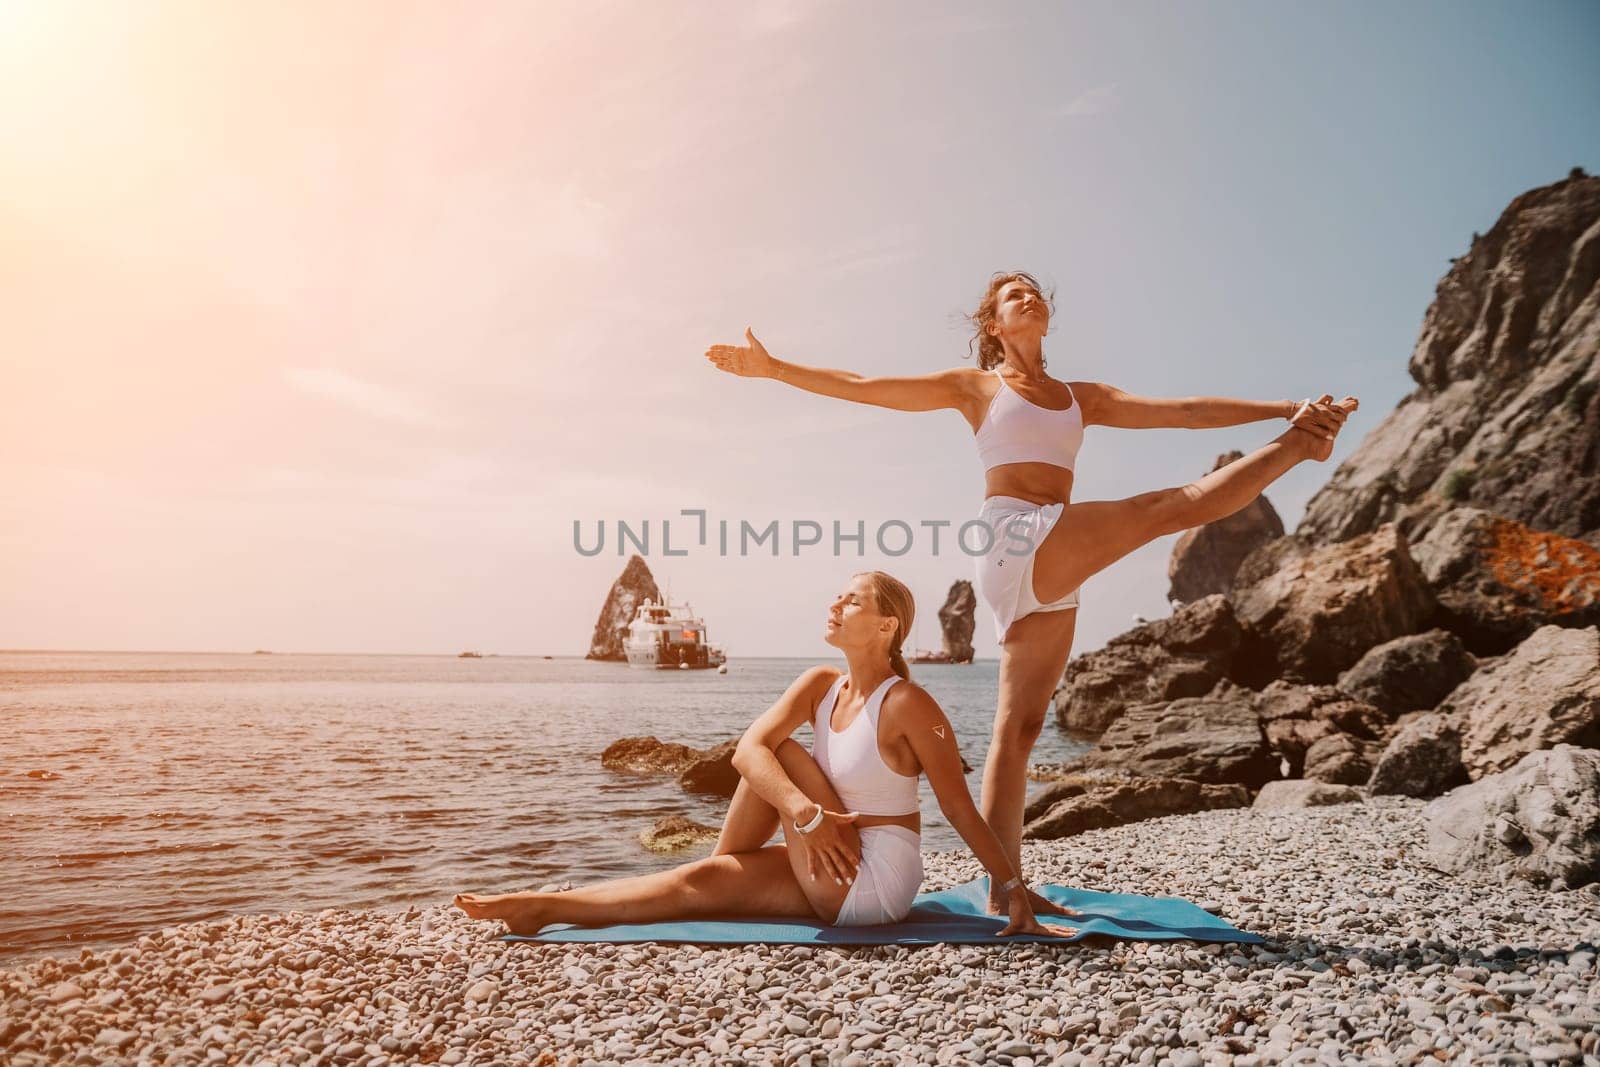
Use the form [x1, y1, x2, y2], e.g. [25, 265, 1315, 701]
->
[794, 803, 825, 834]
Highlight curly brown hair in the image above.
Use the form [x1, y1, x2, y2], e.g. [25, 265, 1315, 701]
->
[963, 271, 1056, 371]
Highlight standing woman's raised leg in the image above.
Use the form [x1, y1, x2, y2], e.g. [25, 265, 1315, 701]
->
[1029, 422, 1324, 605]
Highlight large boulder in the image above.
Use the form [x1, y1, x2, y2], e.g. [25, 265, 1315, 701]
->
[1411, 508, 1600, 654]
[1231, 524, 1435, 684]
[602, 735, 743, 799]
[1072, 682, 1278, 788]
[1422, 744, 1600, 890]
[1367, 712, 1471, 798]
[1335, 629, 1477, 715]
[586, 554, 662, 661]
[1297, 172, 1600, 549]
[1302, 732, 1382, 787]
[678, 740, 741, 798]
[936, 581, 977, 664]
[1168, 451, 1286, 603]
[1022, 777, 1250, 840]
[1053, 595, 1242, 736]
[1253, 780, 1364, 810]
[1438, 624, 1600, 778]
[601, 736, 702, 775]
[1254, 681, 1389, 778]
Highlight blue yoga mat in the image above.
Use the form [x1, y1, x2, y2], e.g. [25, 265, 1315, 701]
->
[500, 876, 1264, 946]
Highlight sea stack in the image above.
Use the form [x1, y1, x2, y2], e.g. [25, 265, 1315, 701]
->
[937, 580, 977, 664]
[586, 554, 661, 661]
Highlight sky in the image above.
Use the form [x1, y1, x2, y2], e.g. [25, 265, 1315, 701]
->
[3, 0, 1598, 659]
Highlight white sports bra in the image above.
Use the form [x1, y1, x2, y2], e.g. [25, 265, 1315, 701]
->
[810, 673, 920, 817]
[974, 367, 1084, 472]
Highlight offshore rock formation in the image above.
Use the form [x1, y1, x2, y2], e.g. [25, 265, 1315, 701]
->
[936, 580, 977, 663]
[1167, 451, 1285, 603]
[586, 554, 661, 661]
[1297, 172, 1600, 549]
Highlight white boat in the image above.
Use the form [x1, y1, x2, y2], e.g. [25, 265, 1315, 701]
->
[624, 598, 727, 670]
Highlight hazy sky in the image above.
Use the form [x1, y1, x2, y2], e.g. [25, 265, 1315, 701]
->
[4, 1, 1597, 659]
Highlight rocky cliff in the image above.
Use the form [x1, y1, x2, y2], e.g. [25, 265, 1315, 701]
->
[1298, 170, 1600, 548]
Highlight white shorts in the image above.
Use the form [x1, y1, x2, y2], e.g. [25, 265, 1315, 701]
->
[973, 495, 1081, 645]
[832, 826, 924, 926]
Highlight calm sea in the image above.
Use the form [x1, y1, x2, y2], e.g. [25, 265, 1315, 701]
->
[0, 652, 1091, 964]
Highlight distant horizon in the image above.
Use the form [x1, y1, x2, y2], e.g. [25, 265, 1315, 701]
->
[0, 647, 1001, 662]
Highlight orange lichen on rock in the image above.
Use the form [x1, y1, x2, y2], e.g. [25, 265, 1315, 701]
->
[1487, 518, 1600, 614]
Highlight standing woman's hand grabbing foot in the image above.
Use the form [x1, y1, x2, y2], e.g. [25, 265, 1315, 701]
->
[705, 327, 777, 378]
[1289, 394, 1360, 461]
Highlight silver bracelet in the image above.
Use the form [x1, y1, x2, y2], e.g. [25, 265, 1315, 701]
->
[794, 803, 824, 835]
[999, 876, 1024, 895]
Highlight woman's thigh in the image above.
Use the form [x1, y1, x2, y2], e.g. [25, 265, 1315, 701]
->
[1030, 489, 1179, 606]
[689, 845, 824, 921]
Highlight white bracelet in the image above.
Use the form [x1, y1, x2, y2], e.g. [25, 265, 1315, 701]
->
[1000, 876, 1024, 895]
[794, 804, 825, 834]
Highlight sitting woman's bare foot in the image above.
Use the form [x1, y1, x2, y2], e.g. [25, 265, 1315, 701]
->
[453, 891, 550, 936]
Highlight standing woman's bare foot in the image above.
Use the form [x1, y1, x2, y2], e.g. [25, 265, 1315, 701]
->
[1289, 395, 1359, 462]
[453, 891, 550, 936]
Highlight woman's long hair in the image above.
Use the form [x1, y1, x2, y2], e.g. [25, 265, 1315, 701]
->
[963, 270, 1057, 370]
[859, 571, 915, 681]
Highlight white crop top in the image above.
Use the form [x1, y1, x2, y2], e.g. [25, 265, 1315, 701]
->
[974, 367, 1084, 472]
[810, 673, 920, 817]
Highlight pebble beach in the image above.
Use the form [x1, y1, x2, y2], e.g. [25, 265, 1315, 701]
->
[4, 795, 1597, 1066]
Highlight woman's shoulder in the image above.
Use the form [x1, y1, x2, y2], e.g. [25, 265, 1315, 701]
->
[794, 664, 844, 699]
[880, 677, 942, 723]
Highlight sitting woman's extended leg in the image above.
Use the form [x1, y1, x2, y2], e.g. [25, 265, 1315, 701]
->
[455, 847, 815, 935]
[456, 740, 859, 933]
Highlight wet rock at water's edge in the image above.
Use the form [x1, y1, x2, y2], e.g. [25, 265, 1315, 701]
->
[640, 815, 721, 853]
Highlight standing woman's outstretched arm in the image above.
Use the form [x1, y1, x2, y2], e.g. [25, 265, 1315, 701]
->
[705, 328, 977, 414]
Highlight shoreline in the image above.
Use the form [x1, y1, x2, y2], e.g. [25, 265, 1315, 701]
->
[4, 797, 1596, 1065]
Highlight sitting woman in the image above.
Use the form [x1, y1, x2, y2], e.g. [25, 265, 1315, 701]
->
[454, 570, 1080, 937]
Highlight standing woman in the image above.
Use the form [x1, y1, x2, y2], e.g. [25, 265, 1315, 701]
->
[705, 271, 1357, 915]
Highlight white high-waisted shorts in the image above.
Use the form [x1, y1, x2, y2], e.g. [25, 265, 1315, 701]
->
[974, 494, 1081, 645]
[832, 826, 924, 926]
